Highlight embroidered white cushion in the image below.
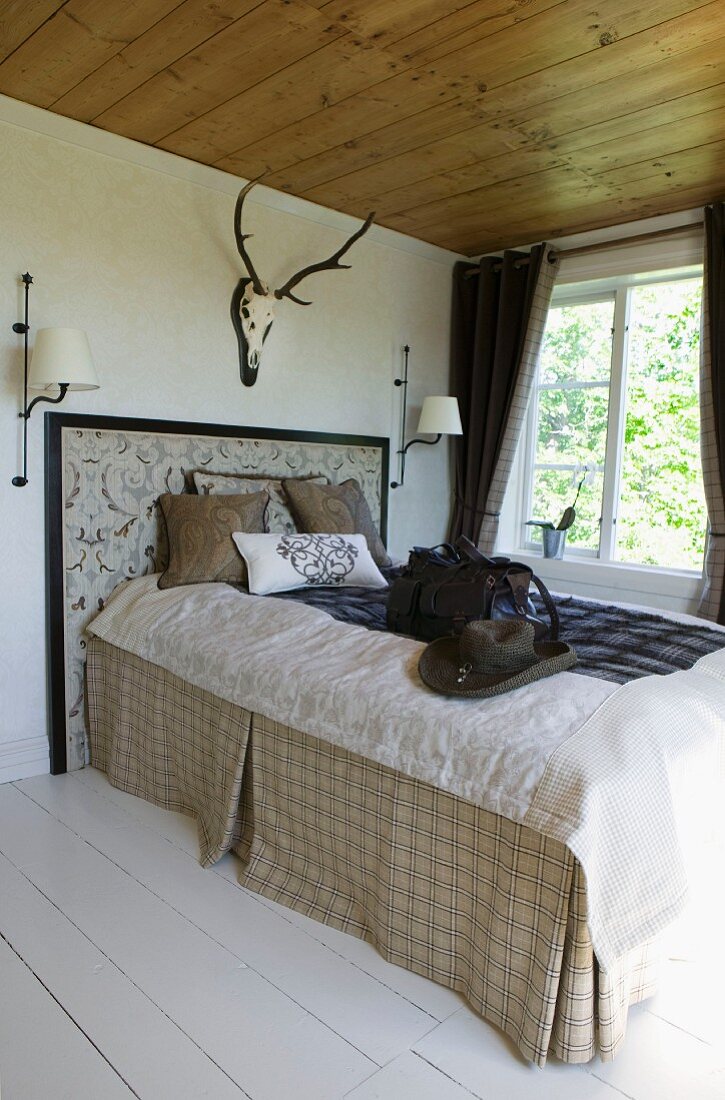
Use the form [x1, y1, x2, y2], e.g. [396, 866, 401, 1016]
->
[232, 532, 387, 595]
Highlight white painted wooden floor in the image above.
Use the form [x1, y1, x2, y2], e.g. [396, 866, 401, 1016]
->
[1, 770, 723, 1100]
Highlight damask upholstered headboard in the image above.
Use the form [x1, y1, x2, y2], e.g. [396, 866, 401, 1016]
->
[46, 413, 389, 774]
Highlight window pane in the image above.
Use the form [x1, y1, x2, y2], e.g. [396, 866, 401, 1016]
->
[528, 296, 614, 555]
[615, 280, 707, 570]
[536, 386, 610, 466]
[529, 467, 604, 552]
[539, 298, 615, 385]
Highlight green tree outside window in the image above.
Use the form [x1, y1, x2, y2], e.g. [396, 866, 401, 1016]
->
[528, 277, 706, 571]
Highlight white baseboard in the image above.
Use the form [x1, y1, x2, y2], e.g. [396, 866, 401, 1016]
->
[0, 736, 50, 784]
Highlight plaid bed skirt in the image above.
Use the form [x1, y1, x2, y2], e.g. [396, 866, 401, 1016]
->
[86, 638, 658, 1066]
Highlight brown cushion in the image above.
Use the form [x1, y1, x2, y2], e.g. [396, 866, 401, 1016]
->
[282, 478, 391, 568]
[191, 471, 328, 535]
[158, 491, 268, 590]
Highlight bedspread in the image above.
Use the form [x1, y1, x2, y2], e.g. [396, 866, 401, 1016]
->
[271, 569, 725, 684]
[88, 575, 725, 970]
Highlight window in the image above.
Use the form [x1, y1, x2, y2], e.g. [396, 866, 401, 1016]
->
[522, 270, 707, 572]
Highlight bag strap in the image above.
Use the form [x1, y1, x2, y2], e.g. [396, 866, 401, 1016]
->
[414, 543, 457, 557]
[530, 573, 560, 641]
[497, 558, 531, 574]
[454, 536, 504, 567]
[412, 543, 460, 567]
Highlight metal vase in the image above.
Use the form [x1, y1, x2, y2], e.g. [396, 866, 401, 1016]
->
[542, 528, 567, 559]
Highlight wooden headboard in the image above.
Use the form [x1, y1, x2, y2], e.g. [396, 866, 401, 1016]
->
[45, 412, 389, 774]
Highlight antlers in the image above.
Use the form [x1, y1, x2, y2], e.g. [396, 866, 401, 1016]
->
[274, 210, 375, 305]
[233, 182, 374, 305]
[233, 181, 266, 296]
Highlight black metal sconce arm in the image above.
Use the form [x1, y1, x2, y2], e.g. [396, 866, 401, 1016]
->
[400, 433, 442, 455]
[390, 344, 445, 488]
[11, 380, 71, 488]
[21, 383, 70, 421]
[11, 272, 70, 487]
[390, 433, 442, 489]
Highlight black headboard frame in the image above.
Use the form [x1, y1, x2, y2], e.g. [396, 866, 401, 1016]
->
[46, 412, 389, 774]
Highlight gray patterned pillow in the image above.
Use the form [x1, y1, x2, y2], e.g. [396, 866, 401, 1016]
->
[282, 477, 391, 568]
[192, 471, 328, 535]
[158, 490, 268, 590]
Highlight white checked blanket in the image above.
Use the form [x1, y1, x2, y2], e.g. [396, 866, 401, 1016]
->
[88, 575, 725, 971]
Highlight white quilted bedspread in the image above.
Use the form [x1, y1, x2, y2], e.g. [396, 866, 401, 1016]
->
[89, 575, 725, 970]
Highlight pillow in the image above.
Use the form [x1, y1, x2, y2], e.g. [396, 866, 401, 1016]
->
[232, 532, 387, 596]
[158, 490, 268, 590]
[282, 478, 391, 568]
[192, 471, 328, 535]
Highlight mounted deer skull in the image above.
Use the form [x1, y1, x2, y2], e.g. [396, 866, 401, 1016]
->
[230, 182, 375, 386]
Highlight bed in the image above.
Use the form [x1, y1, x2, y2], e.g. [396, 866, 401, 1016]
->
[45, 412, 725, 1067]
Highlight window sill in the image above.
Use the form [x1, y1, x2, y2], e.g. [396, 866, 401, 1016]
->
[501, 549, 704, 612]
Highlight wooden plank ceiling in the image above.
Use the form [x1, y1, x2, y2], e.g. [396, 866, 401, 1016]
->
[1, 0, 724, 255]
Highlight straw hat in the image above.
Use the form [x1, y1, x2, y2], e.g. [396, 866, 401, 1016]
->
[418, 619, 576, 698]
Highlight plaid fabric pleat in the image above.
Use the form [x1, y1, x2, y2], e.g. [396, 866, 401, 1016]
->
[86, 638, 252, 866]
[86, 638, 656, 1066]
[549, 864, 658, 1062]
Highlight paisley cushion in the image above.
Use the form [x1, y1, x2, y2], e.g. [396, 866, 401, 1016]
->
[192, 471, 328, 535]
[282, 478, 391, 568]
[158, 490, 268, 589]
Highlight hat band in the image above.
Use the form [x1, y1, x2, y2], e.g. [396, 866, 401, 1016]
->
[463, 652, 540, 676]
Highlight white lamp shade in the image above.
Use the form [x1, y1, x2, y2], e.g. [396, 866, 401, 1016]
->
[416, 395, 462, 436]
[28, 328, 98, 392]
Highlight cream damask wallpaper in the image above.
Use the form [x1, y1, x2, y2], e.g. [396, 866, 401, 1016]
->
[0, 102, 459, 776]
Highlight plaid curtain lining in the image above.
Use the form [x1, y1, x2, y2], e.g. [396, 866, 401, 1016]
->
[478, 251, 560, 555]
[698, 206, 725, 623]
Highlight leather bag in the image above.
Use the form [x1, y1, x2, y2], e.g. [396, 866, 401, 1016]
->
[387, 536, 559, 642]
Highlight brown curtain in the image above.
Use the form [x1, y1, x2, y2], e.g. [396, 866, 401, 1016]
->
[698, 203, 725, 624]
[449, 246, 559, 552]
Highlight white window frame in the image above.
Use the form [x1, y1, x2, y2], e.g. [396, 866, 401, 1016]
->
[519, 264, 705, 576]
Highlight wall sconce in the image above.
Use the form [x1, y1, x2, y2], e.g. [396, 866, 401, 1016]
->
[12, 273, 98, 487]
[391, 344, 462, 488]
